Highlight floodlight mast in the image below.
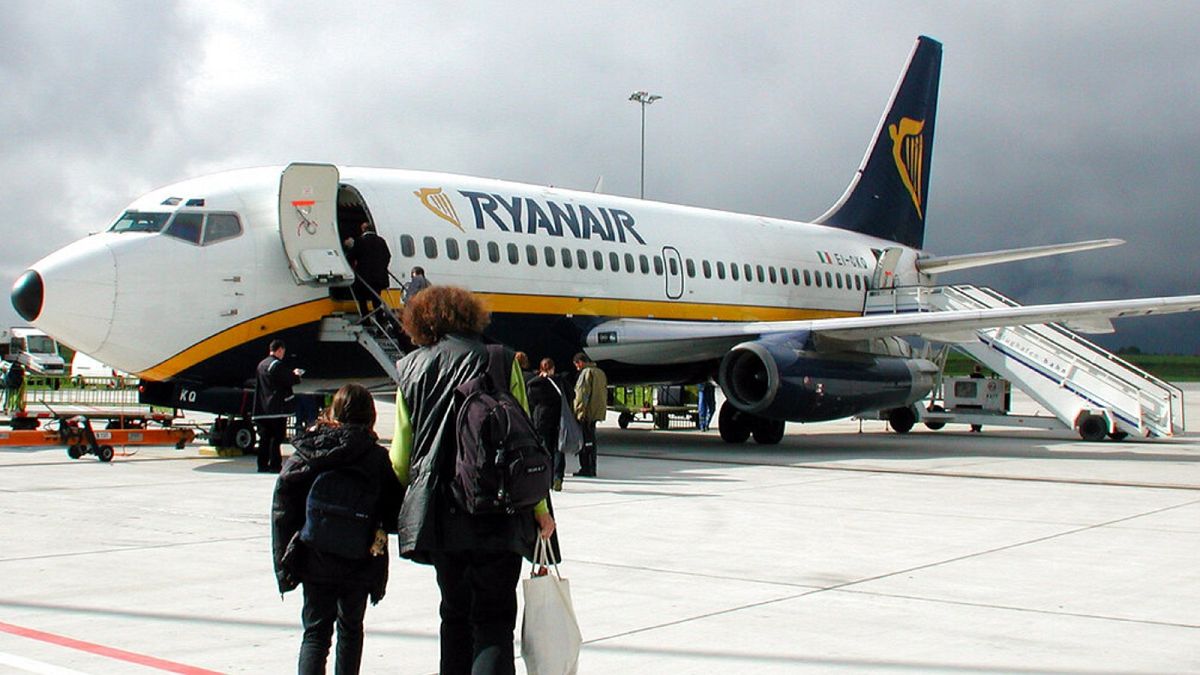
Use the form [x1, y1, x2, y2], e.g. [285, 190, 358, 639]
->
[629, 91, 662, 199]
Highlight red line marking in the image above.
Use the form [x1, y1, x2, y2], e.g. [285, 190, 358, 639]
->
[0, 620, 223, 674]
[291, 199, 316, 207]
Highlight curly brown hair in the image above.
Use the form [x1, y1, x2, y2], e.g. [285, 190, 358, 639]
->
[401, 286, 490, 346]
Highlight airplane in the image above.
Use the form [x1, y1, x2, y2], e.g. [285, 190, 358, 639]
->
[11, 35, 1200, 449]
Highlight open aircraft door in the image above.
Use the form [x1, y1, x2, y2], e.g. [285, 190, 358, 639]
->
[278, 163, 353, 286]
[872, 247, 905, 289]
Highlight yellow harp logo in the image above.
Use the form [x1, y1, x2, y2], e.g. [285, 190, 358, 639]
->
[888, 117, 926, 218]
[414, 187, 463, 231]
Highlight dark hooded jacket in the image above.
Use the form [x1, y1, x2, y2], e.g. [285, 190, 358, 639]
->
[394, 334, 545, 564]
[271, 424, 403, 602]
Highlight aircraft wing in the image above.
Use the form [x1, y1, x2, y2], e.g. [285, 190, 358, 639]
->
[584, 294, 1200, 365]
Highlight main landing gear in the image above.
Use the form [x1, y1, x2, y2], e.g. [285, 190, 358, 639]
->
[718, 401, 785, 445]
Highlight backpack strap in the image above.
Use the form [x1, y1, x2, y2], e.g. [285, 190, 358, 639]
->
[484, 344, 510, 393]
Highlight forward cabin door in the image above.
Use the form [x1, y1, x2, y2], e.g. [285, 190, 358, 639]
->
[278, 163, 353, 286]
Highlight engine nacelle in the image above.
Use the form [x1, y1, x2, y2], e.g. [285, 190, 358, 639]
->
[718, 333, 937, 422]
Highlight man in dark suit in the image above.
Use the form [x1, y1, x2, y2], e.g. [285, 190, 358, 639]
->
[344, 221, 392, 317]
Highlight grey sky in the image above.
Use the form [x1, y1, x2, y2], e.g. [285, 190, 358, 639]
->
[2, 1, 1198, 353]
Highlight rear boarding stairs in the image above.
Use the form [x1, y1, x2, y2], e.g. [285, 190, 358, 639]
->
[865, 284, 1185, 440]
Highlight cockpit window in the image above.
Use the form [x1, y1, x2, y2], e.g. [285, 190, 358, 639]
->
[203, 213, 242, 244]
[109, 211, 171, 233]
[164, 212, 203, 244]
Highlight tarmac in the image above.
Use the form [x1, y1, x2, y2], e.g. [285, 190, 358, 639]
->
[1, 386, 1198, 674]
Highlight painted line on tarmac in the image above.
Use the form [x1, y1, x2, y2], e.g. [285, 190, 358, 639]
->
[0, 621, 221, 675]
[0, 651, 90, 675]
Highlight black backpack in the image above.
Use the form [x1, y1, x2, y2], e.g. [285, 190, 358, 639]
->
[300, 466, 378, 559]
[451, 345, 552, 515]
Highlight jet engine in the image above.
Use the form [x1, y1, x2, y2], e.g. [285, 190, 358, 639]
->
[718, 332, 938, 423]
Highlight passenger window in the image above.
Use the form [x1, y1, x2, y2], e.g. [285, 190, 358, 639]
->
[743, 264, 752, 282]
[466, 239, 479, 262]
[702, 260, 712, 278]
[544, 246, 556, 267]
[562, 248, 573, 269]
[593, 250, 604, 270]
[401, 235, 416, 257]
[526, 244, 538, 266]
[768, 267, 777, 284]
[717, 262, 726, 279]
[446, 238, 460, 261]
[639, 255, 650, 274]
[507, 243, 519, 264]
[780, 267, 788, 284]
[756, 265, 765, 283]
[202, 213, 241, 245]
[815, 271, 823, 287]
[164, 212, 203, 244]
[731, 263, 740, 281]
[576, 249, 588, 270]
[854, 275, 862, 291]
[685, 259, 695, 278]
[836, 273, 844, 289]
[792, 268, 800, 286]
[423, 236, 438, 259]
[487, 241, 500, 263]
[625, 253, 635, 273]
[653, 256, 664, 276]
[610, 252, 620, 272]
[804, 269, 812, 286]
[668, 257, 678, 275]
[825, 271, 833, 287]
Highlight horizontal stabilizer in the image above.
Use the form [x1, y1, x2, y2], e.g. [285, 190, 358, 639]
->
[916, 238, 1124, 275]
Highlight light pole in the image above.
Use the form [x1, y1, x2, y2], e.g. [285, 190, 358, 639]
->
[629, 91, 661, 199]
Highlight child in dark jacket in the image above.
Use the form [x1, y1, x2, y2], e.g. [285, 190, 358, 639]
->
[272, 383, 404, 675]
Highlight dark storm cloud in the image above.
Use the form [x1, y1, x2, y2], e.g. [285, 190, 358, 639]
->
[1, 1, 1197, 352]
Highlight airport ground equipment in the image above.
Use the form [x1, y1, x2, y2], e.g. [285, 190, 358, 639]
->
[0, 414, 195, 461]
[610, 385, 699, 430]
[864, 285, 1184, 440]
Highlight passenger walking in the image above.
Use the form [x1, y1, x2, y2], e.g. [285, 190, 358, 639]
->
[697, 380, 716, 432]
[272, 383, 404, 675]
[572, 353, 607, 477]
[401, 266, 431, 304]
[526, 357, 566, 491]
[254, 339, 303, 474]
[390, 286, 555, 675]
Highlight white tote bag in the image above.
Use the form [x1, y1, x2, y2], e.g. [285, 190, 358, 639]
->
[521, 538, 581, 675]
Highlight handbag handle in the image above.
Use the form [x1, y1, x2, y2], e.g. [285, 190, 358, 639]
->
[532, 537, 562, 579]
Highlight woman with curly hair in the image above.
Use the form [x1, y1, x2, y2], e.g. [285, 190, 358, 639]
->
[390, 286, 556, 675]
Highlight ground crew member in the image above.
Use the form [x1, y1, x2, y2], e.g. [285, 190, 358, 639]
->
[254, 339, 302, 473]
[573, 352, 606, 477]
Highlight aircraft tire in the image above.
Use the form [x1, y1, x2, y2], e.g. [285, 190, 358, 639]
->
[230, 421, 256, 453]
[923, 405, 946, 430]
[1077, 414, 1107, 442]
[718, 402, 751, 444]
[752, 419, 785, 445]
[888, 406, 916, 434]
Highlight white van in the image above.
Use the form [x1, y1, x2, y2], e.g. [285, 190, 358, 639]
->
[2, 327, 66, 376]
[70, 352, 134, 383]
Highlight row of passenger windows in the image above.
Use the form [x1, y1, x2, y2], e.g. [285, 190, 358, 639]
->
[399, 234, 871, 292]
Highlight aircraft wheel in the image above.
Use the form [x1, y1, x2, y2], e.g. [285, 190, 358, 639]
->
[654, 412, 670, 430]
[923, 405, 946, 430]
[617, 412, 632, 429]
[1077, 414, 1107, 442]
[67, 444, 83, 459]
[752, 419, 785, 445]
[1108, 430, 1129, 441]
[718, 402, 751, 443]
[97, 445, 115, 462]
[888, 406, 916, 434]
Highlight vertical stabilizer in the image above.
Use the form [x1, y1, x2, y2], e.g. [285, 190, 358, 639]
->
[816, 36, 942, 249]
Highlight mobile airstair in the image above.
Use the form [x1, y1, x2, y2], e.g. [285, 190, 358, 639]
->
[865, 285, 1185, 440]
[318, 310, 407, 385]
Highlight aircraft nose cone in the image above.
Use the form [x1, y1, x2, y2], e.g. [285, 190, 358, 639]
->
[11, 270, 43, 322]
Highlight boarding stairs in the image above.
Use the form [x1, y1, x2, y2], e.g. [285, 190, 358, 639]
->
[318, 310, 407, 385]
[865, 284, 1184, 439]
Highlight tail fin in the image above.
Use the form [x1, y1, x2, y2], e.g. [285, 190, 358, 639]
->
[816, 36, 942, 249]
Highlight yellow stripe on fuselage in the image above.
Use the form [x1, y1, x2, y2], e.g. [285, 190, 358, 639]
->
[137, 291, 857, 380]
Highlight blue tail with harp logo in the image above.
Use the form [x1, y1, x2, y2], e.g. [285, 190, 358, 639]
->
[816, 35, 942, 250]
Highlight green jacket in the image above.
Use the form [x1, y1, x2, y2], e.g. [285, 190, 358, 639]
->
[574, 362, 608, 422]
